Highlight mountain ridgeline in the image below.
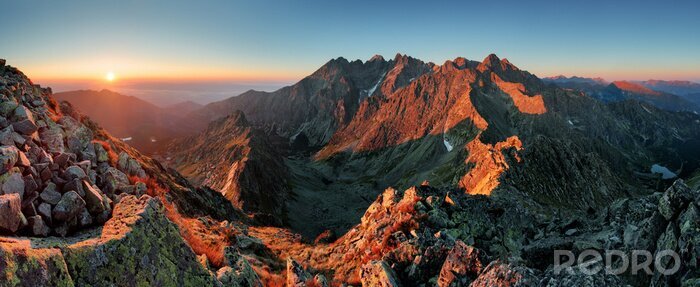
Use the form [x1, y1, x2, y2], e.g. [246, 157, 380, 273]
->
[3, 55, 700, 286]
[165, 54, 700, 238]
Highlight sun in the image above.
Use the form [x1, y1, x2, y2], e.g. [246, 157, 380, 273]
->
[105, 71, 116, 82]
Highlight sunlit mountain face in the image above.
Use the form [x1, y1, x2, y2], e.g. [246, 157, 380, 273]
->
[2, 1, 700, 286]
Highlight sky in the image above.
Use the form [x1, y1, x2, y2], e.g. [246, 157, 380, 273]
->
[1, 0, 699, 104]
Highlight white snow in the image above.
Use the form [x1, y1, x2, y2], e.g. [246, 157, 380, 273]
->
[366, 72, 386, 97]
[567, 120, 574, 125]
[443, 138, 453, 152]
[120, 137, 132, 141]
[651, 164, 677, 179]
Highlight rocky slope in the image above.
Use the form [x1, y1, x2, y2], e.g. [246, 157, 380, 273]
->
[0, 60, 262, 286]
[163, 111, 291, 225]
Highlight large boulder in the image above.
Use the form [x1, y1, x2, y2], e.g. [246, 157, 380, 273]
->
[438, 241, 489, 287]
[0, 240, 73, 286]
[1, 172, 25, 201]
[61, 195, 217, 286]
[658, 180, 694, 220]
[0, 194, 23, 233]
[0, 145, 18, 174]
[52, 191, 85, 222]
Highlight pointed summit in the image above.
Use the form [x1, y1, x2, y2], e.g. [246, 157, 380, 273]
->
[368, 54, 385, 63]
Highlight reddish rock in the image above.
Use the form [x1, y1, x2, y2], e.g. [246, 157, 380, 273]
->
[0, 194, 23, 233]
[437, 241, 489, 287]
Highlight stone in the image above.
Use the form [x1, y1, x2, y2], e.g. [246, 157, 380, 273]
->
[52, 191, 85, 222]
[63, 165, 87, 180]
[63, 179, 85, 197]
[0, 194, 23, 233]
[40, 183, 62, 205]
[1, 172, 25, 200]
[360, 260, 401, 287]
[12, 119, 38, 135]
[37, 202, 52, 223]
[78, 208, 93, 227]
[0, 100, 18, 117]
[53, 152, 75, 168]
[27, 215, 50, 236]
[39, 126, 65, 153]
[0, 145, 18, 173]
[659, 179, 694, 220]
[16, 150, 30, 167]
[0, 127, 14, 146]
[12, 105, 34, 122]
[287, 258, 311, 287]
[59, 117, 93, 153]
[437, 241, 489, 287]
[102, 167, 130, 194]
[83, 180, 107, 214]
[94, 142, 109, 162]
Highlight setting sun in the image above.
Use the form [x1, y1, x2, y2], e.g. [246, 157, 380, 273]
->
[105, 71, 115, 82]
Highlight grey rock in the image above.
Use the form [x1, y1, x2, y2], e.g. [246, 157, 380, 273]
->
[2, 172, 25, 200]
[27, 215, 50, 236]
[52, 190, 85, 222]
[63, 165, 87, 180]
[40, 182, 62, 205]
[12, 119, 38, 135]
[37, 202, 52, 223]
[659, 180, 694, 220]
[0, 145, 18, 173]
[82, 180, 107, 214]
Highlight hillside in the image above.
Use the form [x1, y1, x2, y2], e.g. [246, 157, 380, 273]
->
[54, 89, 198, 154]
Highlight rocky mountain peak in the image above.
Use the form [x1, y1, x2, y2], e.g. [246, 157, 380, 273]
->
[367, 54, 386, 63]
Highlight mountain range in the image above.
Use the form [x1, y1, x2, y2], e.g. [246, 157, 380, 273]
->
[2, 55, 700, 286]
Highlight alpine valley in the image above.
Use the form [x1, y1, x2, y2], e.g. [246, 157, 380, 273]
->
[1, 53, 700, 287]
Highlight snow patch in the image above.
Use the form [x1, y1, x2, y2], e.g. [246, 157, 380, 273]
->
[651, 164, 677, 179]
[120, 137, 132, 142]
[443, 138, 453, 152]
[366, 72, 386, 97]
[567, 120, 574, 126]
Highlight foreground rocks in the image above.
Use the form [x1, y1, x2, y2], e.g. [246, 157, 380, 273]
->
[0, 195, 260, 286]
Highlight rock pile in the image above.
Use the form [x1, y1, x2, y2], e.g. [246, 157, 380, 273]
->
[0, 61, 147, 237]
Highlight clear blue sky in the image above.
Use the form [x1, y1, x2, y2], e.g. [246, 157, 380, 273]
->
[1, 0, 699, 83]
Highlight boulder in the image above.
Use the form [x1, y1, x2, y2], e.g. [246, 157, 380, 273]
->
[59, 117, 93, 153]
[27, 215, 50, 236]
[1, 172, 25, 200]
[16, 150, 30, 167]
[659, 180, 694, 220]
[0, 194, 23, 233]
[102, 167, 130, 194]
[0, 145, 18, 173]
[37, 202, 52, 223]
[61, 195, 218, 286]
[12, 119, 38, 135]
[63, 178, 85, 197]
[52, 191, 85, 222]
[39, 126, 65, 153]
[63, 165, 87, 181]
[40, 182, 62, 205]
[0, 240, 73, 286]
[82, 180, 107, 214]
[360, 260, 401, 287]
[0, 99, 18, 117]
[437, 241, 489, 287]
